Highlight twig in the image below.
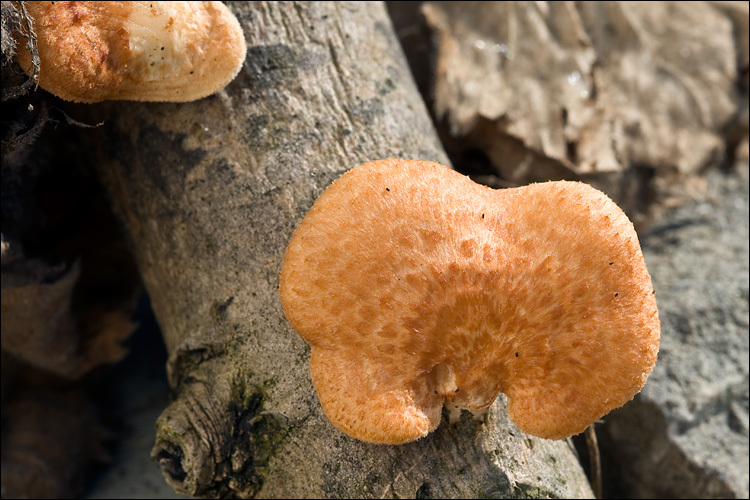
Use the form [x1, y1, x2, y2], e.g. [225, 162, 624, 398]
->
[585, 424, 602, 499]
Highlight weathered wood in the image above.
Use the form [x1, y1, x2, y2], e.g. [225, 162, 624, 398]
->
[83, 2, 592, 497]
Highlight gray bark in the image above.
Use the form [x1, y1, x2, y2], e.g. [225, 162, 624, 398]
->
[602, 163, 749, 499]
[83, 2, 592, 497]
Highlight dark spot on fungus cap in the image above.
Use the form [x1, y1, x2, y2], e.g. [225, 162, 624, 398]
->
[279, 159, 660, 444]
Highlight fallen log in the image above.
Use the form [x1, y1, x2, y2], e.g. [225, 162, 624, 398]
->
[83, 2, 592, 497]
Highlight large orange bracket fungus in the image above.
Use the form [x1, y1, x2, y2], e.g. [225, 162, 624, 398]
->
[279, 159, 660, 444]
[14, 1, 246, 103]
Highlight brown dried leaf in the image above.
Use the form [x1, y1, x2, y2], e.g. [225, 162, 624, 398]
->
[0, 386, 111, 499]
[423, 1, 745, 180]
[1, 254, 83, 377]
[1, 236, 137, 379]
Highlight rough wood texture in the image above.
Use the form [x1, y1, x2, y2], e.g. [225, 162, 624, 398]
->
[393, 1, 748, 229]
[83, 2, 593, 497]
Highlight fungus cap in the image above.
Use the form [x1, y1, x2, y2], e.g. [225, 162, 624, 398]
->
[279, 159, 660, 444]
[15, 1, 246, 103]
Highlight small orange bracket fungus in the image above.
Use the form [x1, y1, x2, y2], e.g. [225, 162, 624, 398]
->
[279, 159, 660, 444]
[14, 1, 246, 103]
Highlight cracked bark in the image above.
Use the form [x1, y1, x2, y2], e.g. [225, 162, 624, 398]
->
[82, 2, 593, 498]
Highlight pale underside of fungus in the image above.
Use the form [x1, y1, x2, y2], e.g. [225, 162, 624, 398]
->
[14, 1, 246, 103]
[279, 159, 660, 444]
